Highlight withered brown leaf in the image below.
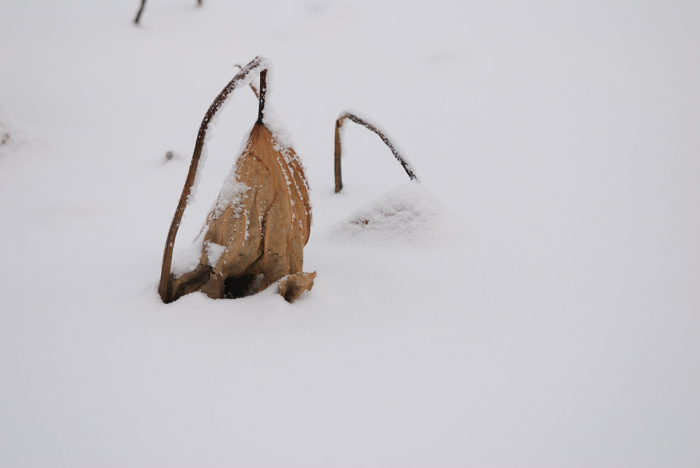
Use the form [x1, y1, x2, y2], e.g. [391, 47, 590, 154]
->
[159, 58, 315, 304]
[168, 123, 313, 302]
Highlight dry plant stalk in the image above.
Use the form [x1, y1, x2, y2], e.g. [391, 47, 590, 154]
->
[159, 57, 315, 304]
[334, 112, 418, 193]
[134, 0, 203, 25]
[234, 64, 260, 97]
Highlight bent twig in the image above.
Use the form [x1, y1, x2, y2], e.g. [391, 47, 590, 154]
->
[135, 0, 203, 25]
[158, 56, 268, 303]
[134, 0, 146, 24]
[334, 112, 417, 193]
[234, 64, 260, 97]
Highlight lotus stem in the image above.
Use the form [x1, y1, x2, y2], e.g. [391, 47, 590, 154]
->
[135, 0, 202, 25]
[257, 69, 267, 124]
[134, 0, 146, 24]
[333, 112, 417, 193]
[234, 64, 260, 97]
[159, 56, 269, 303]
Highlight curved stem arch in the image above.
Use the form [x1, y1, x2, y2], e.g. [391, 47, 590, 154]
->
[158, 56, 269, 303]
[334, 112, 417, 193]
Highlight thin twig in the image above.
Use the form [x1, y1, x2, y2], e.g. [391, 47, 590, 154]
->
[257, 70, 267, 124]
[159, 56, 269, 303]
[135, 0, 202, 25]
[134, 0, 146, 25]
[334, 112, 417, 193]
[234, 64, 260, 97]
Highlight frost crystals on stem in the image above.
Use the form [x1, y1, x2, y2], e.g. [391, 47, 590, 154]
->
[334, 111, 418, 193]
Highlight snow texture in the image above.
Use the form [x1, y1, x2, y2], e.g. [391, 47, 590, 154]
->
[204, 240, 226, 267]
[171, 229, 206, 278]
[212, 170, 248, 220]
[333, 181, 446, 244]
[1, 1, 700, 467]
[0, 110, 21, 159]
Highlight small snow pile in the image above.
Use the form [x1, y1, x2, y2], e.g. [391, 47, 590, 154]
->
[262, 108, 295, 156]
[332, 181, 447, 244]
[171, 230, 206, 278]
[213, 169, 249, 219]
[205, 240, 226, 267]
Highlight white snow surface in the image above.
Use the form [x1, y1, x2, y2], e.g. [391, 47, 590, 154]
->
[171, 229, 205, 279]
[1, 1, 700, 467]
[333, 181, 447, 244]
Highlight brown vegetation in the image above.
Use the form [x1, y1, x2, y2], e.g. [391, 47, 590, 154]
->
[334, 112, 417, 193]
[159, 57, 315, 304]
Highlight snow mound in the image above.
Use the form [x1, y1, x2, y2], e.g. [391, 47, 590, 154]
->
[332, 181, 447, 244]
[171, 230, 206, 278]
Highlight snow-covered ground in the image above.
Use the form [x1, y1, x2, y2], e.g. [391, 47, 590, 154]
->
[1, 1, 699, 466]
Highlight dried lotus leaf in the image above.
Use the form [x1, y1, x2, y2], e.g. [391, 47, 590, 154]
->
[159, 57, 315, 304]
[168, 123, 312, 301]
[278, 271, 317, 303]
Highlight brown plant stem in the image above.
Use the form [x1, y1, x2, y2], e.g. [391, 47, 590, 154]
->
[158, 56, 268, 303]
[333, 112, 417, 193]
[257, 70, 267, 124]
[234, 64, 260, 97]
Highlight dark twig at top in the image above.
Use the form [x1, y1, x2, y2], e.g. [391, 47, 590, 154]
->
[134, 0, 146, 25]
[134, 0, 203, 26]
